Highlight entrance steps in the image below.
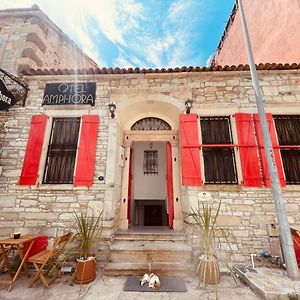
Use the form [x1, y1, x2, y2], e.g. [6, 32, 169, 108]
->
[104, 228, 194, 276]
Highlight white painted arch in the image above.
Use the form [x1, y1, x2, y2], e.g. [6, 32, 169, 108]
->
[111, 92, 184, 130]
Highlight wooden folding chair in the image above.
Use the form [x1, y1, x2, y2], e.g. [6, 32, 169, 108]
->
[0, 245, 14, 272]
[28, 232, 72, 288]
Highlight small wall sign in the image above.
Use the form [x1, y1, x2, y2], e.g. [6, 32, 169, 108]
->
[42, 82, 96, 106]
[0, 80, 16, 110]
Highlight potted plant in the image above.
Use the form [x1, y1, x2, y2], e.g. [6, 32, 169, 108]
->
[73, 209, 103, 284]
[189, 201, 234, 286]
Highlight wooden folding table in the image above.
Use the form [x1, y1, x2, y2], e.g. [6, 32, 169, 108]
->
[0, 235, 39, 291]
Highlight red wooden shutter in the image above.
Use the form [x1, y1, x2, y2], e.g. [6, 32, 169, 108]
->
[179, 114, 202, 186]
[254, 113, 286, 187]
[235, 113, 262, 186]
[166, 142, 174, 229]
[127, 148, 133, 224]
[74, 115, 99, 187]
[19, 115, 47, 185]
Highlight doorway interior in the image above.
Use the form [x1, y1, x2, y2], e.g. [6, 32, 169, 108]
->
[129, 141, 169, 226]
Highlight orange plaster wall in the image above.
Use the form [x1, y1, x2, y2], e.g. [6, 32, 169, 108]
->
[214, 0, 300, 66]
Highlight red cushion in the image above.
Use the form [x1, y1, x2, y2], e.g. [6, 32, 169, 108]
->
[293, 237, 300, 267]
[23, 235, 48, 261]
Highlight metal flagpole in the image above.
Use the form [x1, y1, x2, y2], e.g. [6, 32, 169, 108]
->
[237, 0, 299, 279]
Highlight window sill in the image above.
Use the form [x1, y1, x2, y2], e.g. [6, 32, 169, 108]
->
[283, 185, 300, 192]
[32, 184, 92, 191]
[187, 185, 243, 192]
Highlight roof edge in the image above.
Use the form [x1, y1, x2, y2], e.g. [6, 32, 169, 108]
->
[21, 63, 300, 76]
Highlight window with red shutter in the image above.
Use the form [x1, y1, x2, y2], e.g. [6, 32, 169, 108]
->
[235, 113, 262, 187]
[19, 115, 47, 185]
[179, 114, 202, 186]
[20, 114, 99, 187]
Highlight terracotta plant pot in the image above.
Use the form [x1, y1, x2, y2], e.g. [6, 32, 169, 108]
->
[74, 257, 96, 284]
[198, 255, 220, 285]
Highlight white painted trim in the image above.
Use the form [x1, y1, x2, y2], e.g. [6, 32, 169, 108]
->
[230, 115, 243, 185]
[197, 115, 205, 184]
[37, 116, 52, 184]
[72, 117, 83, 181]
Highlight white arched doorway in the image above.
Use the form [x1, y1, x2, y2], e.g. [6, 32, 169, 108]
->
[116, 96, 184, 231]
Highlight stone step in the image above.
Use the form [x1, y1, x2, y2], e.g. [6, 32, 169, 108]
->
[110, 241, 191, 262]
[111, 240, 191, 251]
[104, 262, 195, 277]
[107, 229, 193, 277]
[110, 249, 192, 264]
[114, 231, 186, 242]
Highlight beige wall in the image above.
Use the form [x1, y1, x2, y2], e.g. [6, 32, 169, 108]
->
[132, 141, 167, 200]
[214, 0, 300, 66]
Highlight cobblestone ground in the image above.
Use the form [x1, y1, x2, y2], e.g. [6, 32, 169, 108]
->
[0, 273, 260, 300]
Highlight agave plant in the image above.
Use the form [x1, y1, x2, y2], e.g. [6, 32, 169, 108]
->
[73, 209, 103, 260]
[189, 201, 236, 286]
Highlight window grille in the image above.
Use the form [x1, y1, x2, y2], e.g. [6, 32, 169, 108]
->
[43, 117, 80, 184]
[200, 116, 237, 184]
[144, 150, 158, 175]
[274, 115, 300, 184]
[131, 117, 171, 130]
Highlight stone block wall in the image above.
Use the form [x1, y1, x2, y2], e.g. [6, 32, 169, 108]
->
[0, 68, 300, 263]
[0, 76, 111, 246]
[183, 186, 300, 263]
[0, 7, 97, 76]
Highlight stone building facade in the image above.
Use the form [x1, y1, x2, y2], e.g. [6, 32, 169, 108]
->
[0, 5, 97, 76]
[213, 0, 300, 66]
[1, 64, 300, 263]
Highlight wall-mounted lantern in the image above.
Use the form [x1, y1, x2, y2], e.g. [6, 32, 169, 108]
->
[108, 102, 116, 118]
[184, 98, 193, 114]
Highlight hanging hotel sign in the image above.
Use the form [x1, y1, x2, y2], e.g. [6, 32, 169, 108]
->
[42, 82, 96, 106]
[0, 79, 16, 110]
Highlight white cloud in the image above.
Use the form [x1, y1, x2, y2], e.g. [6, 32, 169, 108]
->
[1, 0, 215, 68]
[1, 0, 144, 65]
[113, 53, 133, 68]
[80, 0, 143, 46]
[168, 0, 190, 20]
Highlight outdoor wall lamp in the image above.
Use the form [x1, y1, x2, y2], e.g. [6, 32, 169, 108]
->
[185, 98, 193, 114]
[108, 102, 116, 118]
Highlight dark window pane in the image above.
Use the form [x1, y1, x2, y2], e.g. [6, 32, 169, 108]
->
[274, 115, 300, 184]
[281, 150, 300, 184]
[201, 117, 232, 144]
[203, 148, 237, 184]
[274, 115, 300, 145]
[200, 116, 237, 184]
[43, 118, 80, 184]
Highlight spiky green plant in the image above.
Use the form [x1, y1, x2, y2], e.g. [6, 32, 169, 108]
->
[189, 201, 236, 286]
[73, 209, 103, 260]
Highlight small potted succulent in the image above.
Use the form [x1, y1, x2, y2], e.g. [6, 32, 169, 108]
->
[73, 209, 103, 284]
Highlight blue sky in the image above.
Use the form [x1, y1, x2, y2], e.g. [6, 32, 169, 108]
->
[1, 0, 234, 68]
